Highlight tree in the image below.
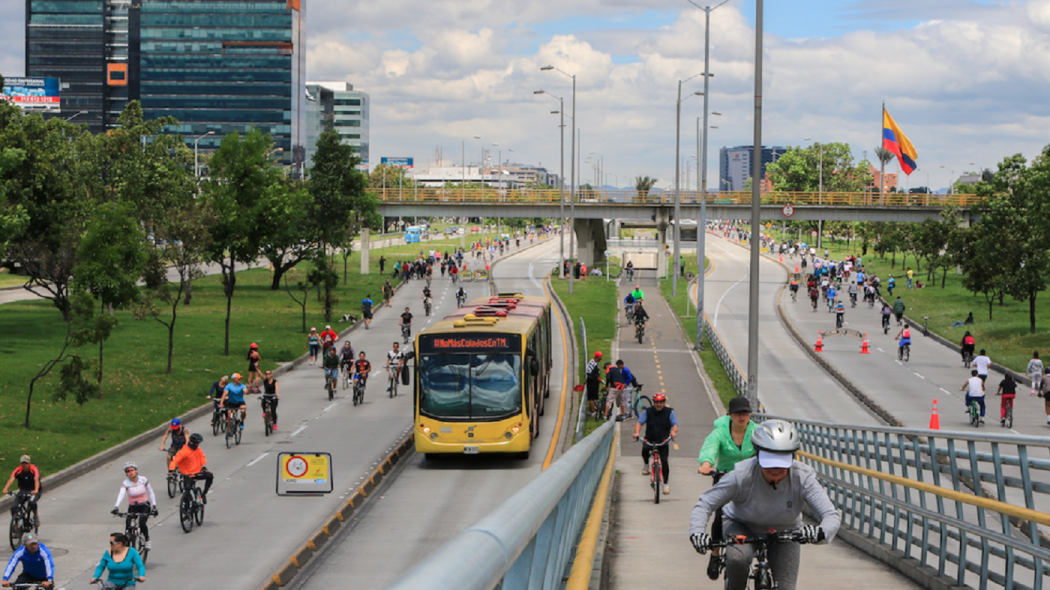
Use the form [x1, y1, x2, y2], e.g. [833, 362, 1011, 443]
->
[765, 143, 872, 193]
[874, 147, 896, 168]
[73, 203, 147, 396]
[257, 175, 312, 290]
[0, 146, 27, 258]
[369, 163, 415, 190]
[958, 219, 1009, 319]
[635, 176, 658, 201]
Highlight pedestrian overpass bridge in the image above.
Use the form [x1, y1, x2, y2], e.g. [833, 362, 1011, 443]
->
[376, 188, 979, 265]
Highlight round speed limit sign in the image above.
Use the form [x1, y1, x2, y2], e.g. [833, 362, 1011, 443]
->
[782, 204, 795, 217]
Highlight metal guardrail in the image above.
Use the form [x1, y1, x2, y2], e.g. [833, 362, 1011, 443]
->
[373, 187, 986, 208]
[761, 414, 1050, 590]
[701, 314, 748, 399]
[385, 421, 616, 590]
[576, 317, 589, 442]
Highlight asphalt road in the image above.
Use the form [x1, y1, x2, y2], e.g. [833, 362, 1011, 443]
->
[25, 240, 510, 589]
[287, 238, 572, 589]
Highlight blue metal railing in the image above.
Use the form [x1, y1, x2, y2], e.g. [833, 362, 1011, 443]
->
[761, 414, 1050, 590]
[385, 421, 615, 590]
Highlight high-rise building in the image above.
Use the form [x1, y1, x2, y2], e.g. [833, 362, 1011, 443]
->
[310, 82, 369, 170]
[304, 83, 334, 169]
[25, 0, 307, 170]
[719, 145, 786, 192]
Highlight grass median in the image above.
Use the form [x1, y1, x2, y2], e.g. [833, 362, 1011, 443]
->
[811, 237, 1049, 373]
[659, 257, 737, 412]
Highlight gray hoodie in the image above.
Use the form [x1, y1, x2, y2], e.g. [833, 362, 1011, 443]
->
[689, 457, 841, 543]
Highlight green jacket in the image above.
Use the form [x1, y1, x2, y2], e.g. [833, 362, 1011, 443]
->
[322, 352, 341, 369]
[893, 299, 906, 314]
[698, 416, 758, 471]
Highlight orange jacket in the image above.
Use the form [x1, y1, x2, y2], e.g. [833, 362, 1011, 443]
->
[169, 445, 207, 475]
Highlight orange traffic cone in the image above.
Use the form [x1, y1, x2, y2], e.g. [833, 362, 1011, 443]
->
[795, 266, 800, 274]
[860, 334, 870, 354]
[814, 332, 824, 352]
[779, 253, 784, 262]
[929, 399, 940, 430]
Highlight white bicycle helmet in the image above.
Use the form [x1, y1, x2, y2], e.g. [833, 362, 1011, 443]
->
[123, 461, 138, 471]
[751, 419, 801, 453]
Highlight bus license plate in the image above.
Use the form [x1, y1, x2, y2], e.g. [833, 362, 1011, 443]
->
[463, 446, 480, 455]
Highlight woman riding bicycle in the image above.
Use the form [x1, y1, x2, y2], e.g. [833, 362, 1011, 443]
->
[111, 462, 157, 551]
[90, 532, 145, 588]
[961, 331, 976, 364]
[697, 397, 758, 580]
[690, 420, 841, 590]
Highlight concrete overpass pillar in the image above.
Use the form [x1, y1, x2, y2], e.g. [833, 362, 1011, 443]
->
[573, 219, 608, 267]
[655, 209, 670, 278]
[360, 228, 370, 275]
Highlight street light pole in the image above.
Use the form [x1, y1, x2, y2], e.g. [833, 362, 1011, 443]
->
[746, 0, 764, 407]
[674, 82, 704, 297]
[194, 131, 215, 178]
[543, 65, 577, 293]
[536, 90, 567, 280]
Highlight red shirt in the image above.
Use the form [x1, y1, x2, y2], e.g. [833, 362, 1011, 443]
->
[319, 329, 338, 345]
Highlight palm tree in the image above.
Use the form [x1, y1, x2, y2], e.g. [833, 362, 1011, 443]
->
[635, 176, 658, 202]
[874, 146, 895, 167]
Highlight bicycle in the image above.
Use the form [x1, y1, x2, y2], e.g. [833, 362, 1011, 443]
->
[401, 324, 411, 345]
[90, 580, 139, 589]
[456, 291, 466, 307]
[625, 305, 635, 326]
[342, 364, 353, 390]
[810, 297, 818, 312]
[224, 409, 243, 449]
[898, 343, 910, 362]
[882, 315, 891, 335]
[639, 437, 672, 504]
[325, 372, 336, 402]
[163, 451, 184, 498]
[178, 473, 206, 532]
[1001, 395, 1014, 428]
[7, 492, 37, 550]
[261, 395, 276, 436]
[424, 298, 431, 317]
[963, 350, 974, 369]
[388, 367, 400, 398]
[113, 509, 151, 563]
[632, 392, 652, 418]
[636, 320, 645, 344]
[835, 312, 844, 329]
[353, 374, 366, 406]
[701, 529, 818, 589]
[968, 397, 982, 428]
[210, 401, 226, 436]
[789, 287, 797, 302]
[626, 267, 634, 282]
[850, 293, 857, 308]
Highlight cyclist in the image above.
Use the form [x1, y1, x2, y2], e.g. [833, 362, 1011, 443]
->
[689, 420, 840, 590]
[322, 346, 340, 393]
[632, 393, 678, 496]
[361, 295, 375, 330]
[421, 285, 432, 309]
[319, 325, 339, 356]
[2, 456, 40, 530]
[788, 276, 798, 301]
[169, 433, 212, 504]
[880, 303, 892, 332]
[625, 260, 634, 281]
[219, 373, 248, 430]
[632, 300, 650, 326]
[825, 284, 837, 310]
[835, 300, 845, 329]
[996, 373, 1016, 426]
[847, 281, 858, 306]
[1028, 351, 1044, 397]
[892, 296, 906, 325]
[159, 418, 189, 466]
[450, 263, 459, 283]
[400, 306, 414, 341]
[697, 397, 758, 580]
[386, 342, 405, 393]
[624, 292, 636, 323]
[895, 325, 912, 358]
[339, 341, 355, 379]
[960, 369, 985, 423]
[808, 284, 819, 310]
[90, 532, 144, 588]
[960, 331, 976, 364]
[261, 370, 279, 431]
[206, 373, 227, 424]
[630, 285, 644, 304]
[111, 462, 157, 550]
[2, 533, 54, 589]
[456, 286, 467, 306]
[307, 327, 321, 365]
[353, 351, 372, 388]
[973, 349, 991, 382]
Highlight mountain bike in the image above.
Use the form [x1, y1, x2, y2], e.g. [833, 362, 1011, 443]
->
[898, 343, 910, 362]
[701, 529, 819, 589]
[424, 298, 432, 317]
[178, 473, 206, 533]
[164, 452, 184, 498]
[225, 409, 243, 449]
[113, 509, 152, 563]
[210, 401, 225, 436]
[456, 291, 466, 307]
[325, 372, 336, 402]
[388, 367, 400, 398]
[261, 395, 276, 436]
[968, 397, 982, 428]
[639, 437, 672, 504]
[636, 320, 646, 344]
[7, 492, 37, 550]
[353, 374, 366, 406]
[402, 324, 412, 345]
[1001, 395, 1014, 428]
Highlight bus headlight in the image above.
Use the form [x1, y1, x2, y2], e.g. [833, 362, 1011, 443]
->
[505, 432, 513, 439]
[421, 425, 431, 435]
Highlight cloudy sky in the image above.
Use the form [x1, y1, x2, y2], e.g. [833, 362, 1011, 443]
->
[5, 0, 1050, 191]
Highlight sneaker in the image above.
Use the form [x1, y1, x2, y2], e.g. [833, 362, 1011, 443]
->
[239, 423, 244, 430]
[1001, 419, 1006, 426]
[979, 418, 985, 424]
[144, 540, 152, 550]
[273, 425, 277, 431]
[201, 494, 207, 505]
[642, 466, 650, 475]
[663, 485, 670, 495]
[707, 555, 724, 580]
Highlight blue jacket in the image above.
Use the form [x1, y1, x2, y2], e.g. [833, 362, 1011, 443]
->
[4, 543, 55, 581]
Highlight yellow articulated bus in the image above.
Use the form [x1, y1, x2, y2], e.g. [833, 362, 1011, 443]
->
[413, 293, 553, 460]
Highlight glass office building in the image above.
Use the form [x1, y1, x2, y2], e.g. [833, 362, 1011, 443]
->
[137, 0, 306, 171]
[309, 81, 369, 170]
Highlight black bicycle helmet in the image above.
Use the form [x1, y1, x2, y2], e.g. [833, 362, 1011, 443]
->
[189, 433, 204, 445]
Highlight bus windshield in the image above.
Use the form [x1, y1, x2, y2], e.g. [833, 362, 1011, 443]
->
[419, 353, 522, 420]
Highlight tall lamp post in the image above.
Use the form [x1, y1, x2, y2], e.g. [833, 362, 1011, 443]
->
[804, 136, 824, 248]
[689, 0, 730, 351]
[542, 65, 577, 294]
[674, 80, 704, 297]
[742, 0, 764, 407]
[534, 90, 567, 279]
[194, 131, 215, 178]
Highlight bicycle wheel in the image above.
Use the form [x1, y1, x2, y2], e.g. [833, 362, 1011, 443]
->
[904, 346, 910, 362]
[180, 493, 194, 532]
[328, 380, 334, 402]
[225, 418, 234, 449]
[137, 531, 149, 563]
[264, 410, 272, 437]
[634, 395, 653, 418]
[212, 410, 220, 436]
[389, 374, 395, 398]
[235, 419, 243, 444]
[9, 514, 21, 550]
[193, 487, 205, 525]
[653, 461, 661, 504]
[167, 473, 178, 498]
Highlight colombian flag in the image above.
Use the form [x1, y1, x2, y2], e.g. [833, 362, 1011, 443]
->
[883, 108, 917, 175]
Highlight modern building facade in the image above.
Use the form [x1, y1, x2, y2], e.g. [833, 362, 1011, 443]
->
[25, 0, 306, 170]
[719, 145, 786, 192]
[310, 81, 369, 170]
[304, 83, 333, 169]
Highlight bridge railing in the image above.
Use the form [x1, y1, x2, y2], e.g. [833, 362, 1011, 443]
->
[701, 313, 749, 399]
[373, 187, 985, 208]
[761, 414, 1050, 590]
[385, 421, 616, 590]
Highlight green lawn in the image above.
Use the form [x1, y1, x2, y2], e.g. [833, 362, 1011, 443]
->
[814, 237, 1049, 373]
[0, 254, 399, 478]
[0, 269, 27, 289]
[659, 258, 738, 411]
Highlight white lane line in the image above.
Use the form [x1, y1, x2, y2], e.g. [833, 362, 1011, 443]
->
[914, 373, 926, 380]
[877, 347, 885, 353]
[291, 424, 309, 436]
[939, 387, 951, 394]
[246, 453, 269, 467]
[322, 401, 339, 412]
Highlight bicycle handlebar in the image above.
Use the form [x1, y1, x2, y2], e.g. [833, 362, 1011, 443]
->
[637, 437, 672, 448]
[707, 528, 815, 549]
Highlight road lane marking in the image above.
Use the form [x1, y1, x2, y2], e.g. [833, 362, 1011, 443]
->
[542, 271, 571, 471]
[247, 453, 269, 467]
[914, 373, 926, 380]
[323, 401, 339, 412]
[291, 424, 309, 436]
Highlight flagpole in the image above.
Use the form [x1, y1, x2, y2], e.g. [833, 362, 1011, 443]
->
[880, 102, 886, 206]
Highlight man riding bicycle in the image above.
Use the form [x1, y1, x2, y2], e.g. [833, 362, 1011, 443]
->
[633, 393, 678, 496]
[892, 296, 906, 325]
[2, 456, 40, 532]
[400, 307, 413, 341]
[880, 303, 892, 330]
[847, 281, 858, 306]
[624, 292, 636, 322]
[169, 433, 212, 503]
[788, 277, 798, 300]
[690, 420, 841, 590]
[159, 418, 189, 466]
[219, 373, 248, 430]
[339, 341, 355, 376]
[835, 300, 845, 328]
[386, 342, 405, 393]
[630, 285, 644, 303]
[353, 352, 371, 388]
[895, 325, 912, 356]
[961, 369, 986, 422]
[2, 533, 54, 589]
[421, 286, 432, 313]
[632, 300, 650, 326]
[322, 346, 340, 392]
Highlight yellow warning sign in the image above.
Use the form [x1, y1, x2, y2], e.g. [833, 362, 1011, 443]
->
[281, 454, 329, 483]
